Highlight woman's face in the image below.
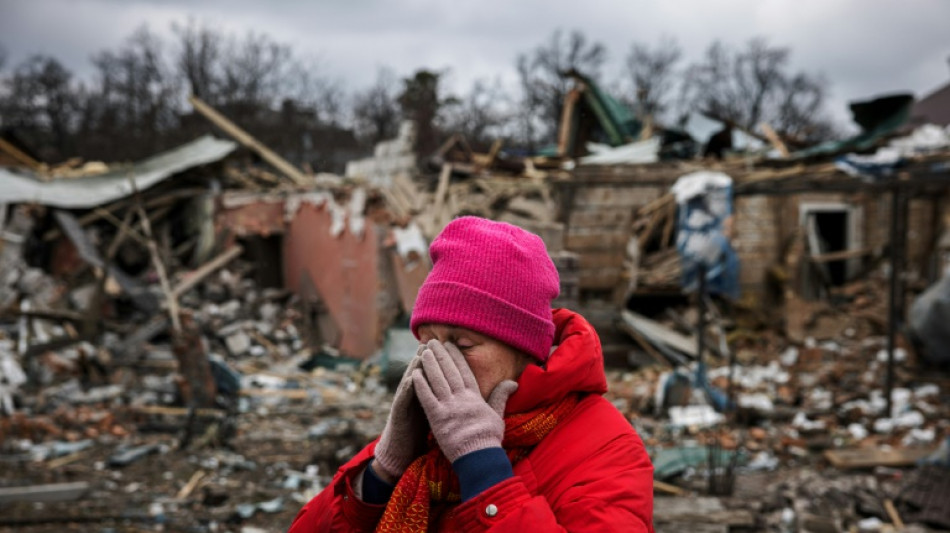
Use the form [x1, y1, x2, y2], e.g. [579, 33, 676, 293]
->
[416, 324, 530, 400]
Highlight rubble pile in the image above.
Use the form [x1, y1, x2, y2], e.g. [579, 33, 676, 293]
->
[609, 299, 950, 532]
[1, 234, 392, 530]
[1, 83, 949, 532]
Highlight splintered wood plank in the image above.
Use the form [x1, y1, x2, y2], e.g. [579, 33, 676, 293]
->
[189, 95, 308, 186]
[621, 310, 698, 358]
[824, 446, 937, 469]
[653, 497, 753, 527]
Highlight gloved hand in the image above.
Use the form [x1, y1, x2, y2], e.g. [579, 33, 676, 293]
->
[413, 340, 519, 462]
[372, 347, 428, 482]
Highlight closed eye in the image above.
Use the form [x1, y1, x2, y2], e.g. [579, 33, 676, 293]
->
[454, 338, 476, 351]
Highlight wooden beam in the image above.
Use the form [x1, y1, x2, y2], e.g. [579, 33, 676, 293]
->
[638, 206, 667, 249]
[653, 479, 686, 496]
[758, 122, 790, 157]
[660, 200, 676, 248]
[432, 163, 452, 229]
[884, 499, 904, 529]
[128, 405, 226, 418]
[176, 470, 207, 500]
[42, 188, 206, 242]
[653, 497, 754, 527]
[557, 88, 583, 157]
[171, 245, 243, 300]
[92, 208, 149, 248]
[623, 320, 674, 368]
[12, 308, 86, 323]
[637, 193, 675, 216]
[134, 201, 180, 333]
[0, 137, 43, 170]
[485, 139, 503, 168]
[620, 310, 699, 359]
[46, 449, 91, 469]
[188, 95, 309, 187]
[824, 446, 937, 469]
[808, 247, 872, 263]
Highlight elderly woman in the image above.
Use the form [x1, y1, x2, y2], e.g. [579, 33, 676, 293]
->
[289, 217, 654, 532]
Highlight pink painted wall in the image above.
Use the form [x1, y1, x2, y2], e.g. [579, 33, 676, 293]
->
[283, 202, 381, 359]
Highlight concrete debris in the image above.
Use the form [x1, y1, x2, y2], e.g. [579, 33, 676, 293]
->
[668, 405, 725, 428]
[0, 481, 90, 503]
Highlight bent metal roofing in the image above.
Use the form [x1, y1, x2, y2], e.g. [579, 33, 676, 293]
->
[0, 135, 237, 209]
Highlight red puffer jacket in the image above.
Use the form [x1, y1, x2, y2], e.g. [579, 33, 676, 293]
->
[288, 308, 654, 532]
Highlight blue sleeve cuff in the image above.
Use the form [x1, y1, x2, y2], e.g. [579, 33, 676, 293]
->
[363, 462, 396, 504]
[452, 447, 513, 502]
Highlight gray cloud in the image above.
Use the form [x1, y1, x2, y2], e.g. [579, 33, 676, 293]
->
[2, 0, 948, 128]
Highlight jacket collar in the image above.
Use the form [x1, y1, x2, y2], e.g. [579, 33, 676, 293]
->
[506, 308, 608, 414]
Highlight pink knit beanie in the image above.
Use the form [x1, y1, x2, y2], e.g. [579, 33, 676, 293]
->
[410, 217, 560, 362]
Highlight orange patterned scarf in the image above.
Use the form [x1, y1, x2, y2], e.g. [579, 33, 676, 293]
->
[376, 394, 580, 533]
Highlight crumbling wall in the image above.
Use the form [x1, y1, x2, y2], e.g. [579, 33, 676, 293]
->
[283, 201, 383, 359]
[733, 196, 781, 299]
[564, 183, 666, 291]
[733, 190, 948, 303]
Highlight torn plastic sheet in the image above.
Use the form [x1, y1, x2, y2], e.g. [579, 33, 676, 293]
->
[577, 137, 661, 165]
[672, 171, 740, 299]
[834, 147, 903, 181]
[889, 123, 950, 156]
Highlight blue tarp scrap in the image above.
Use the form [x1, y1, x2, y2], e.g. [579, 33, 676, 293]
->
[834, 147, 905, 181]
[671, 171, 740, 299]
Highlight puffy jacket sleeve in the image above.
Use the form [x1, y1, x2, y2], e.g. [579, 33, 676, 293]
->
[288, 441, 387, 533]
[450, 413, 654, 532]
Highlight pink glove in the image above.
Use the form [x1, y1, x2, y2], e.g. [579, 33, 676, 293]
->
[412, 340, 519, 462]
[373, 347, 428, 482]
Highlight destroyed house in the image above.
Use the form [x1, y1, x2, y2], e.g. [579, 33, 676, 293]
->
[553, 92, 950, 313]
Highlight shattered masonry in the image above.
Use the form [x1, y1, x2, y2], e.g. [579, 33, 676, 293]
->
[1, 84, 950, 532]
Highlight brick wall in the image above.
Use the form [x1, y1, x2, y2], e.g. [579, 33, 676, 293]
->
[564, 184, 665, 290]
[734, 190, 948, 301]
[733, 196, 780, 298]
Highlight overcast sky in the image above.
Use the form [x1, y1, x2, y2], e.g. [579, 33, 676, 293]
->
[2, 0, 949, 128]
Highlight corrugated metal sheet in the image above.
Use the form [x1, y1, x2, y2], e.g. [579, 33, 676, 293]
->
[0, 135, 237, 208]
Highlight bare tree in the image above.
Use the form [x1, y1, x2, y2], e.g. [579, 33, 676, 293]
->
[2, 54, 80, 160]
[173, 22, 345, 124]
[352, 67, 400, 145]
[218, 30, 293, 121]
[684, 38, 832, 143]
[442, 78, 508, 147]
[623, 37, 682, 122]
[87, 25, 180, 158]
[773, 72, 834, 141]
[286, 58, 346, 126]
[172, 19, 222, 102]
[3, 21, 357, 165]
[516, 29, 607, 147]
